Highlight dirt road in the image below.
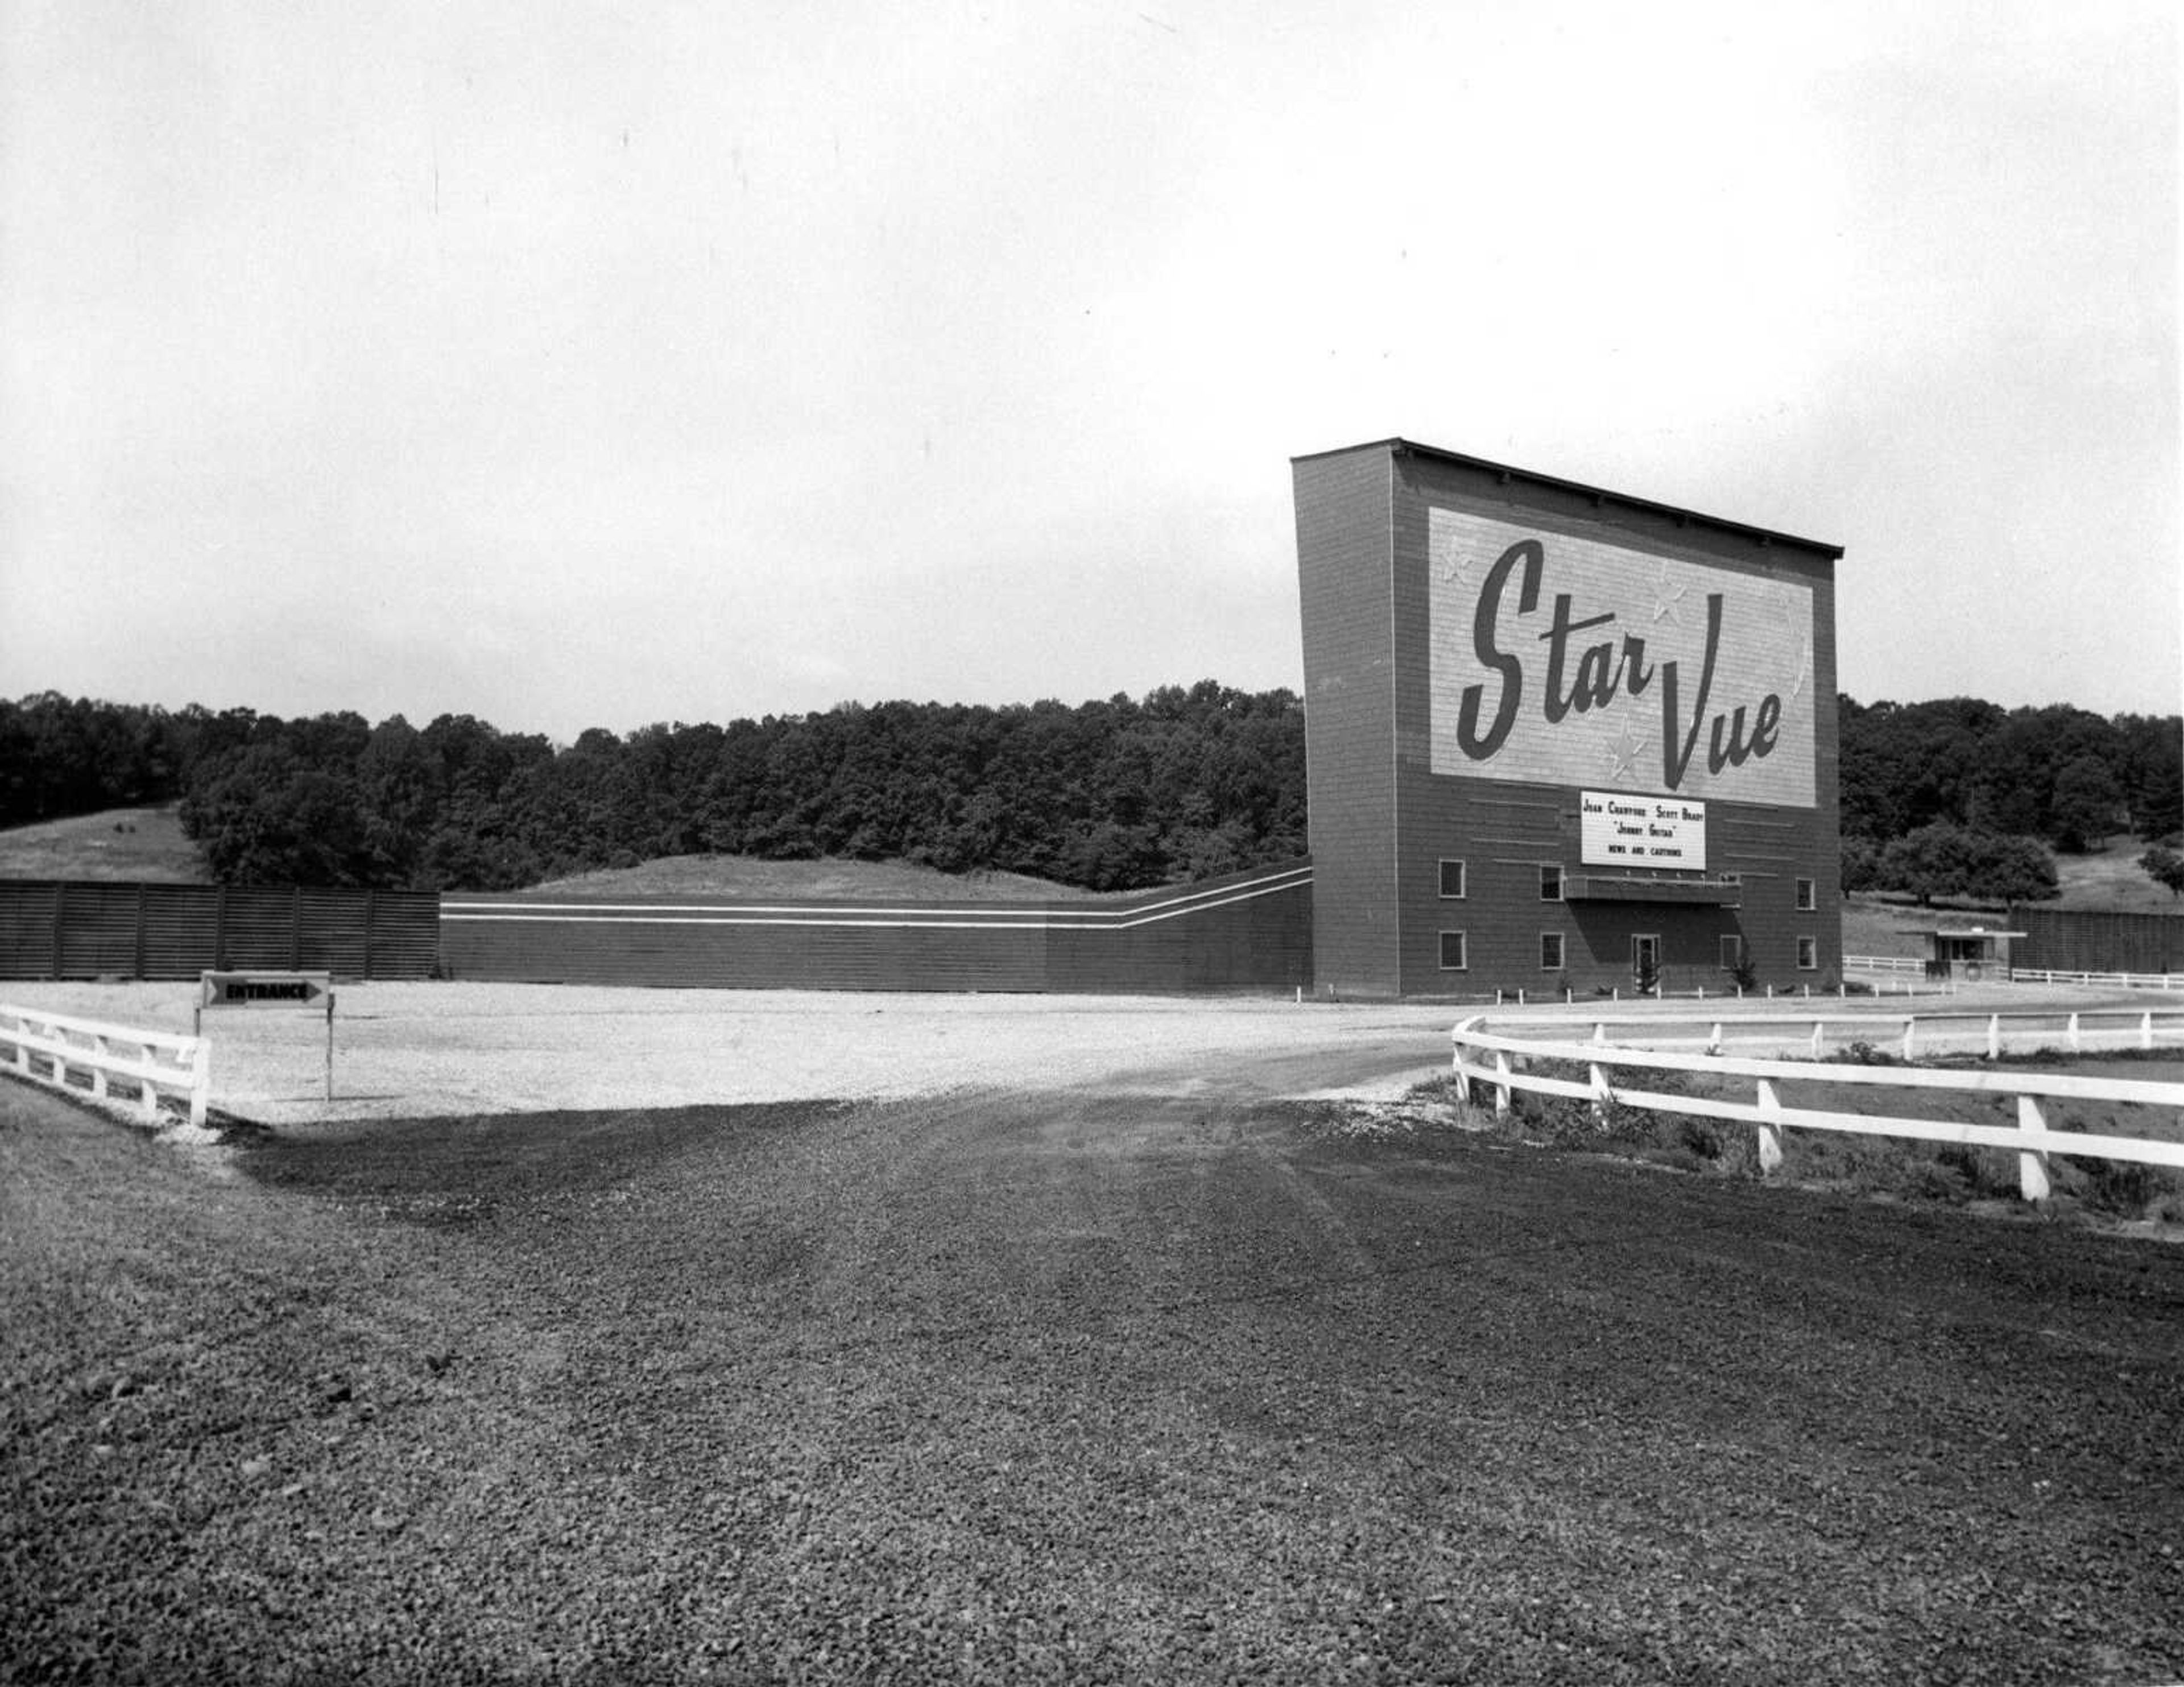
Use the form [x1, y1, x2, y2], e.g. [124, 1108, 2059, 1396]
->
[6, 1024, 2183, 1682]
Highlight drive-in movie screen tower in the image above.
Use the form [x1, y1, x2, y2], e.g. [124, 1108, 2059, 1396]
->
[1295, 438, 1840, 999]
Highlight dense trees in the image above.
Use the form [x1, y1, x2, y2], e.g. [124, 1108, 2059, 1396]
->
[2141, 847, 2184, 900]
[1868, 822, 2060, 907]
[1838, 695, 2180, 903]
[0, 684, 1306, 893]
[2, 686, 2174, 897]
[1838, 697, 2181, 851]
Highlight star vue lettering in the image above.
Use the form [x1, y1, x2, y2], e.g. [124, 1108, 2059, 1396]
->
[1454, 538, 1784, 792]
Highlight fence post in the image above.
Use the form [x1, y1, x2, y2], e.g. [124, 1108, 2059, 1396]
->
[189, 1038, 210, 1130]
[2067, 1013, 2081, 1054]
[1589, 1058, 1611, 1122]
[2016, 1094, 2051, 1202]
[1987, 1014, 2000, 1060]
[1755, 1076, 1784, 1175]
[1707, 1022, 1723, 1055]
[1901, 1017, 1916, 1061]
[1810, 1021, 1823, 1059]
[1492, 1049, 1512, 1116]
[2144, 1012, 2155, 1051]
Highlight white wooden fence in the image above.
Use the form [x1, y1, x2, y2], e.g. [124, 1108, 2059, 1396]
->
[1844, 954, 1925, 976]
[2006, 967, 2184, 990]
[1450, 1007, 2184, 1203]
[1848, 955, 2184, 991]
[0, 1004, 210, 1129]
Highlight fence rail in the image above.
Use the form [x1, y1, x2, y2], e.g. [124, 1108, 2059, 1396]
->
[1844, 954, 1924, 975]
[1450, 1008, 2184, 1203]
[2008, 967, 2184, 991]
[1848, 954, 2184, 992]
[0, 1003, 209, 1129]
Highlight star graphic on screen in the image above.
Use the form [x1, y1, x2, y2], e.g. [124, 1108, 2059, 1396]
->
[1434, 541, 1474, 592]
[1604, 712, 1652, 785]
[1649, 558, 1687, 626]
[1773, 589, 1813, 700]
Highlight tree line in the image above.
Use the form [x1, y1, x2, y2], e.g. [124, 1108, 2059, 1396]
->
[2, 688, 2177, 897]
[0, 685, 1306, 892]
[1838, 697, 2181, 904]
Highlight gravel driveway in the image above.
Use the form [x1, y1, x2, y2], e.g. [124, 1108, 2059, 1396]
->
[5, 985, 2182, 1682]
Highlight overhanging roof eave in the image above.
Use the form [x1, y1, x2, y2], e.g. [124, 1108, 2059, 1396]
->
[1289, 437, 1844, 561]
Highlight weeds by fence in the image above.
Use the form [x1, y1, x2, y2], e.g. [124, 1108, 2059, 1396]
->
[1450, 1008, 2184, 1206]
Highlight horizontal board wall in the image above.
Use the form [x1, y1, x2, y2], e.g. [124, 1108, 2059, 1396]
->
[2009, 905, 2184, 976]
[0, 881, 440, 981]
[442, 862, 1314, 993]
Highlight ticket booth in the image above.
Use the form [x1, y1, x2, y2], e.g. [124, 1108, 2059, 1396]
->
[1901, 925, 2023, 984]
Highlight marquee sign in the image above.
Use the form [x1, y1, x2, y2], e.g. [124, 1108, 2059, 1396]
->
[1581, 790, 1706, 871]
[1428, 508, 1815, 807]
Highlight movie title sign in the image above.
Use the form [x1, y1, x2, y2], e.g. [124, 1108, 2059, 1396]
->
[1581, 791, 1706, 871]
[1428, 508, 1815, 806]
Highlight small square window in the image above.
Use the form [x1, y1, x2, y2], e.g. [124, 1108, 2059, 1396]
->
[1438, 859, 1466, 900]
[1439, 931, 1469, 971]
[1795, 877, 1815, 911]
[1796, 935, 1817, 970]
[1539, 864, 1563, 901]
[1540, 932, 1565, 971]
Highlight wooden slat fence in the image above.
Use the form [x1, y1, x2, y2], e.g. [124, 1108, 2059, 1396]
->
[0, 881, 439, 981]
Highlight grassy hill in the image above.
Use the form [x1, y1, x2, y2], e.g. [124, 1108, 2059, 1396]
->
[526, 855, 1130, 902]
[1843, 837, 2182, 956]
[0, 805, 207, 882]
[0, 806, 1116, 902]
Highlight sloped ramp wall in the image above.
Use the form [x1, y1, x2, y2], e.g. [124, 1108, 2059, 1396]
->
[440, 861, 1314, 993]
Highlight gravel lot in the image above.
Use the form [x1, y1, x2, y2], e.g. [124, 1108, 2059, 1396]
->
[5, 984, 2183, 1682]
[0, 982, 1467, 1125]
[3, 977, 2154, 1130]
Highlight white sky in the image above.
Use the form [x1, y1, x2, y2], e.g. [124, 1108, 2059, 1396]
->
[3, 1, 2177, 741]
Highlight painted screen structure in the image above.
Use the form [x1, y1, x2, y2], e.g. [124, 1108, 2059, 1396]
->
[1427, 508, 1816, 808]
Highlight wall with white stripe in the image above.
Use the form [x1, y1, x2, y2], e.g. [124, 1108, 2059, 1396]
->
[439, 862, 1314, 993]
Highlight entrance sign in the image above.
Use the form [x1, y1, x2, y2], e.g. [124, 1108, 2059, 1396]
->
[200, 973, 330, 1008]
[1581, 791, 1707, 871]
[1428, 507, 1816, 807]
[196, 972, 336, 1100]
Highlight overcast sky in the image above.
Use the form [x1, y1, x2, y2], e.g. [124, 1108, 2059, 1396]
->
[3, 1, 2177, 743]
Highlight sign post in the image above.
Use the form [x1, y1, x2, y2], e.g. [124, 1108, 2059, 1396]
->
[196, 972, 336, 1100]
